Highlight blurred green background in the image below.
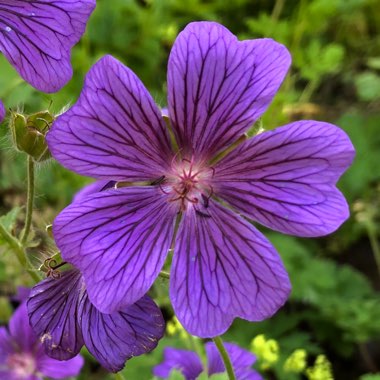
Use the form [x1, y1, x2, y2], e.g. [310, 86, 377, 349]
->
[1, 0, 380, 379]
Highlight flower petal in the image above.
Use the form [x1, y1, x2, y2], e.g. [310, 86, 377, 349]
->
[27, 270, 85, 360]
[206, 342, 262, 380]
[72, 180, 116, 203]
[170, 200, 290, 337]
[0, 0, 95, 92]
[9, 302, 36, 352]
[0, 100, 5, 122]
[36, 348, 84, 379]
[153, 347, 203, 380]
[214, 121, 355, 237]
[167, 21, 290, 159]
[79, 294, 165, 372]
[53, 186, 176, 313]
[29, 269, 165, 373]
[0, 327, 13, 363]
[47, 55, 172, 181]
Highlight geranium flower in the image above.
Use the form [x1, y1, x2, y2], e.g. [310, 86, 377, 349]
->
[46, 21, 355, 337]
[153, 342, 262, 380]
[0, 0, 96, 112]
[27, 268, 165, 372]
[0, 301, 83, 379]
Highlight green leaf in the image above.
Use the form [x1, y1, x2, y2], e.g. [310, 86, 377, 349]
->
[355, 71, 380, 101]
[0, 207, 22, 231]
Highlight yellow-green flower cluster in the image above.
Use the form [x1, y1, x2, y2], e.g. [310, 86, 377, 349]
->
[284, 349, 307, 373]
[166, 316, 188, 340]
[250, 334, 279, 370]
[306, 355, 334, 380]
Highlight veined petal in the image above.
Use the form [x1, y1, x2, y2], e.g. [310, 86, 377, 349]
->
[47, 55, 172, 181]
[28, 269, 165, 373]
[214, 121, 355, 237]
[206, 342, 262, 380]
[0, 0, 95, 92]
[27, 270, 85, 360]
[53, 186, 177, 313]
[72, 180, 116, 203]
[0, 100, 5, 122]
[79, 294, 165, 372]
[170, 200, 290, 338]
[153, 347, 203, 380]
[167, 21, 290, 159]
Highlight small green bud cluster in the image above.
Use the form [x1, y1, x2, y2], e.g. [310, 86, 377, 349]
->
[10, 110, 54, 162]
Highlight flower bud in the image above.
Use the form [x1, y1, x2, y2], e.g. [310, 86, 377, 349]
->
[10, 110, 54, 162]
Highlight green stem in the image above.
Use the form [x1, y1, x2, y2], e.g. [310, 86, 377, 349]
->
[366, 225, 380, 278]
[0, 223, 40, 282]
[114, 372, 126, 380]
[213, 336, 236, 380]
[20, 156, 35, 245]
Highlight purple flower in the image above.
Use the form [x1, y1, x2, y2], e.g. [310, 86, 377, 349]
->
[0, 100, 5, 123]
[27, 268, 165, 372]
[153, 342, 262, 380]
[0, 301, 83, 379]
[0, 0, 95, 93]
[46, 21, 355, 337]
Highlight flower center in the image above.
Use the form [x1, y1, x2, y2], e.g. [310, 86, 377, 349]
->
[162, 156, 214, 212]
[7, 352, 36, 378]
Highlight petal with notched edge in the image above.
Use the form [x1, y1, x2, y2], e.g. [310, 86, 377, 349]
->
[79, 294, 165, 372]
[167, 21, 290, 159]
[170, 200, 290, 338]
[0, 0, 95, 92]
[47, 55, 172, 181]
[28, 269, 165, 372]
[214, 121, 355, 237]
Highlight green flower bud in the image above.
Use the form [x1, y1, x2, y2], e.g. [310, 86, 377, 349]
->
[10, 110, 54, 162]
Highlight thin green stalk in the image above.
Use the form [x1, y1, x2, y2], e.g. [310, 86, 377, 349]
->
[367, 225, 380, 278]
[213, 336, 236, 380]
[114, 372, 126, 380]
[0, 223, 40, 282]
[20, 156, 35, 245]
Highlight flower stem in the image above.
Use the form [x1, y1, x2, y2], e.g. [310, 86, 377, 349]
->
[114, 372, 126, 380]
[366, 225, 380, 278]
[0, 223, 40, 282]
[213, 336, 236, 380]
[20, 156, 35, 245]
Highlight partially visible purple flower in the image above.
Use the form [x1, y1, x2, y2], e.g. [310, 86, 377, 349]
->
[0, 301, 83, 379]
[27, 268, 165, 372]
[0, 0, 95, 92]
[46, 21, 355, 338]
[154, 342, 262, 380]
[0, 101, 5, 123]
[11, 286, 31, 303]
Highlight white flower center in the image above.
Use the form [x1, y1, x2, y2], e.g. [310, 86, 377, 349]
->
[7, 352, 36, 378]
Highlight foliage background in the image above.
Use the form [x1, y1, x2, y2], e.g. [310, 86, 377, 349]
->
[1, 0, 380, 379]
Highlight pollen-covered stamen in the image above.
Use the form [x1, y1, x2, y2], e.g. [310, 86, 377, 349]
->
[162, 156, 215, 212]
